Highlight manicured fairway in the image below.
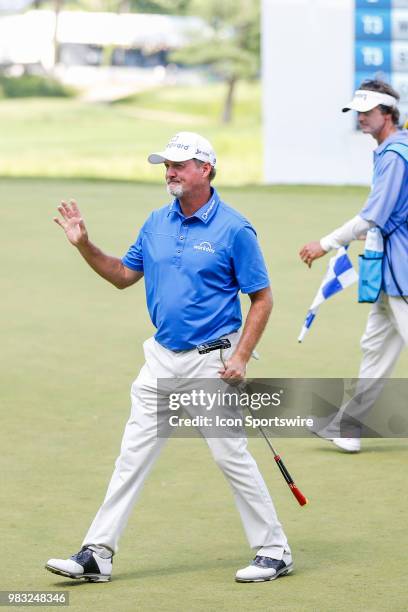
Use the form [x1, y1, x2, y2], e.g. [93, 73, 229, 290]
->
[1, 178, 407, 612]
[0, 83, 261, 185]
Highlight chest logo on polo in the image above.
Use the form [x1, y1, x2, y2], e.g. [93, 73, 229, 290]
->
[193, 241, 215, 254]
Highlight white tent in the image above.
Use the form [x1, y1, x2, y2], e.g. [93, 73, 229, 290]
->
[0, 11, 55, 67]
[0, 10, 206, 69]
[0, 0, 35, 14]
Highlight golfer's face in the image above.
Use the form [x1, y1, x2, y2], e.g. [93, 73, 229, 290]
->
[164, 159, 207, 197]
[357, 107, 387, 136]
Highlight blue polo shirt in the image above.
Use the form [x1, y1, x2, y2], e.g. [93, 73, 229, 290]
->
[360, 130, 408, 296]
[122, 188, 270, 350]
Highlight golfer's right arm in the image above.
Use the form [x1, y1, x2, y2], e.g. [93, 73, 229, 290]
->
[76, 241, 143, 289]
[54, 200, 143, 289]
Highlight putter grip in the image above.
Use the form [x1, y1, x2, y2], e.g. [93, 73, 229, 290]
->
[289, 483, 308, 506]
[274, 456, 308, 506]
[274, 455, 293, 485]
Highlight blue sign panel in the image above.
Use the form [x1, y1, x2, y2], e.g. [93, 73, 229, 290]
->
[356, 10, 391, 40]
[355, 41, 391, 70]
[355, 1, 408, 123]
[356, 0, 391, 8]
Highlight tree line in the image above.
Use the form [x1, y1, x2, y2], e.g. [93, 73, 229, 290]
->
[33, 0, 260, 122]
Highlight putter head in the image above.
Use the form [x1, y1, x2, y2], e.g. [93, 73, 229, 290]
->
[197, 338, 231, 354]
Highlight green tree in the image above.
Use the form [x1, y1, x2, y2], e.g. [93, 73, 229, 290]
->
[32, 0, 260, 122]
[172, 0, 260, 123]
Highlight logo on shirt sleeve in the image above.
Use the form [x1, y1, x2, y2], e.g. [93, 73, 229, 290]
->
[193, 241, 215, 254]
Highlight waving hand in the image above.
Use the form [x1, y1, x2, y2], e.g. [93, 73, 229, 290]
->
[54, 200, 88, 246]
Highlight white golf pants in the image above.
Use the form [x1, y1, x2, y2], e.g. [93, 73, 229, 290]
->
[82, 334, 290, 557]
[326, 293, 408, 437]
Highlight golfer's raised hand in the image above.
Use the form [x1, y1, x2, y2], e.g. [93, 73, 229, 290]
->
[54, 200, 88, 246]
[299, 241, 327, 268]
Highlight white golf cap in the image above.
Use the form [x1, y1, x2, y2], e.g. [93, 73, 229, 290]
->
[148, 131, 216, 167]
[342, 89, 398, 113]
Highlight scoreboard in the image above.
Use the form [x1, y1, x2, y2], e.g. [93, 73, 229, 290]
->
[355, 0, 408, 121]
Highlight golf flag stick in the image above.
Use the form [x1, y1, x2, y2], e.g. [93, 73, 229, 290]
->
[298, 246, 358, 342]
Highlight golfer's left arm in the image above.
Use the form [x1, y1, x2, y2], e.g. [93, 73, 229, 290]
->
[220, 287, 273, 381]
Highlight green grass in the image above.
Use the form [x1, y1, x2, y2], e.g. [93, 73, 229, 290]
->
[0, 83, 261, 185]
[1, 178, 407, 612]
[117, 80, 261, 123]
[0, 74, 74, 99]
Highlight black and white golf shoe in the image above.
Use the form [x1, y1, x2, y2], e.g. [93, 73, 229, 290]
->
[45, 547, 112, 582]
[235, 555, 293, 583]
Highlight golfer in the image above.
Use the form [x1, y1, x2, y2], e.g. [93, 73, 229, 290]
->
[300, 81, 408, 453]
[45, 132, 292, 583]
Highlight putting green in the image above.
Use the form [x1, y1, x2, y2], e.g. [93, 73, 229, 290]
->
[1, 178, 407, 612]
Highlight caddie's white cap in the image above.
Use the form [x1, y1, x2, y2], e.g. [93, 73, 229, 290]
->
[342, 89, 398, 113]
[148, 131, 216, 167]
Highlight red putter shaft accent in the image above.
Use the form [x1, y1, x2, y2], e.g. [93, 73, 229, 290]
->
[274, 455, 308, 506]
[245, 404, 309, 507]
[289, 483, 308, 506]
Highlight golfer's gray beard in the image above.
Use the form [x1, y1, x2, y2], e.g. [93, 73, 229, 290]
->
[167, 183, 184, 198]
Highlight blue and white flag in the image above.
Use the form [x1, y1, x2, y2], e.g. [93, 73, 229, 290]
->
[298, 247, 358, 343]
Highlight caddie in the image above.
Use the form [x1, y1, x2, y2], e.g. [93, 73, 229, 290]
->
[45, 132, 293, 583]
[300, 80, 408, 453]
